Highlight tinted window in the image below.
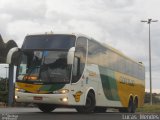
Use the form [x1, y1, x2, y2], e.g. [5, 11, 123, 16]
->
[72, 37, 87, 83]
[88, 39, 107, 65]
[22, 35, 76, 50]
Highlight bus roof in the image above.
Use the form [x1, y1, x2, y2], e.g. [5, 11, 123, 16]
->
[25, 32, 144, 67]
[90, 38, 144, 67]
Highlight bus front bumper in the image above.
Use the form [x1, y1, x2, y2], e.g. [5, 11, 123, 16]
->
[15, 92, 69, 105]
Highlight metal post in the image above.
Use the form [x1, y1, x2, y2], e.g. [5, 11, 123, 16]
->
[148, 23, 152, 105]
[4, 66, 9, 92]
[141, 19, 158, 105]
[8, 64, 14, 106]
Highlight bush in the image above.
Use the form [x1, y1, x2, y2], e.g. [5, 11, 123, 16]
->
[0, 78, 8, 104]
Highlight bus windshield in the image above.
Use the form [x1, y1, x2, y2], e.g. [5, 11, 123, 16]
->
[17, 50, 71, 83]
[22, 34, 76, 50]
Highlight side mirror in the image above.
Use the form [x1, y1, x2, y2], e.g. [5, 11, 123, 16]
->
[72, 56, 80, 76]
[67, 47, 75, 65]
[6, 47, 21, 66]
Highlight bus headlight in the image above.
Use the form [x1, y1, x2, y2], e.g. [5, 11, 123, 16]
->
[53, 89, 69, 94]
[61, 97, 68, 102]
[15, 95, 19, 99]
[15, 88, 26, 92]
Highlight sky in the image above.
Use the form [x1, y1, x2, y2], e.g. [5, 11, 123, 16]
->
[0, 0, 160, 92]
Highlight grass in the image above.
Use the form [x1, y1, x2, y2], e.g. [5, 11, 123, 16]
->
[137, 104, 160, 113]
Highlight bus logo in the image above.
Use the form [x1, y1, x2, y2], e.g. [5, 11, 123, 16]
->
[73, 91, 83, 102]
[120, 76, 135, 86]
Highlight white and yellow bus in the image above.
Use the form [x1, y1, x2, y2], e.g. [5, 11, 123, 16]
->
[8, 33, 145, 113]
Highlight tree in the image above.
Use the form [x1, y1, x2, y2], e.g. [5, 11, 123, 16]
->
[144, 92, 160, 104]
[0, 78, 8, 103]
[0, 34, 18, 63]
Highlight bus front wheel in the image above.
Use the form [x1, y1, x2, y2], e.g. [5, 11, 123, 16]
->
[76, 92, 95, 113]
[37, 104, 56, 113]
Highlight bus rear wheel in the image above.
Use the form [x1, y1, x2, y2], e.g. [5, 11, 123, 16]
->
[119, 98, 135, 113]
[37, 104, 56, 113]
[76, 92, 95, 113]
[132, 98, 138, 113]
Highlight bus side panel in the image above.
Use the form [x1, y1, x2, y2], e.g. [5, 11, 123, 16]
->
[98, 66, 120, 101]
[97, 66, 145, 108]
[91, 65, 122, 107]
[116, 72, 145, 107]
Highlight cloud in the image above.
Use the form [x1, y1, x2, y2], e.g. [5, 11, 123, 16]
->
[7, 20, 57, 47]
[0, 13, 12, 41]
[0, 0, 47, 43]
[0, 0, 47, 20]
[145, 88, 160, 94]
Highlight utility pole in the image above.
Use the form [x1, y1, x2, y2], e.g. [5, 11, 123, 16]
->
[141, 19, 158, 105]
[8, 64, 14, 106]
[4, 66, 9, 92]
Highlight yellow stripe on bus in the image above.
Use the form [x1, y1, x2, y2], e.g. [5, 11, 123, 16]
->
[115, 72, 145, 107]
[16, 82, 48, 94]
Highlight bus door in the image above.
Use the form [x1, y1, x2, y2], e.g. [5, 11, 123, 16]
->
[69, 56, 87, 105]
[69, 37, 87, 105]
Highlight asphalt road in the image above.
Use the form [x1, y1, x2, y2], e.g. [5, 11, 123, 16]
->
[0, 108, 159, 120]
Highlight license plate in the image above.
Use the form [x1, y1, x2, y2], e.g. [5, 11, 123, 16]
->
[34, 96, 43, 100]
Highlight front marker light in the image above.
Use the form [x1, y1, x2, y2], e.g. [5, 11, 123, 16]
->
[23, 75, 38, 80]
[53, 89, 69, 94]
[61, 89, 69, 94]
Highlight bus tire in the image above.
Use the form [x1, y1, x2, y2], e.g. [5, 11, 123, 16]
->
[94, 107, 107, 113]
[119, 98, 134, 113]
[132, 98, 138, 113]
[127, 98, 133, 113]
[37, 104, 56, 113]
[76, 92, 95, 113]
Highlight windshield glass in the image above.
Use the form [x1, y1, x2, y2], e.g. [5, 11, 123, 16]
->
[22, 35, 75, 50]
[17, 50, 71, 83]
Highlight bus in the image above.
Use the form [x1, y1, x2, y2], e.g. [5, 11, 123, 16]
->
[7, 33, 145, 113]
